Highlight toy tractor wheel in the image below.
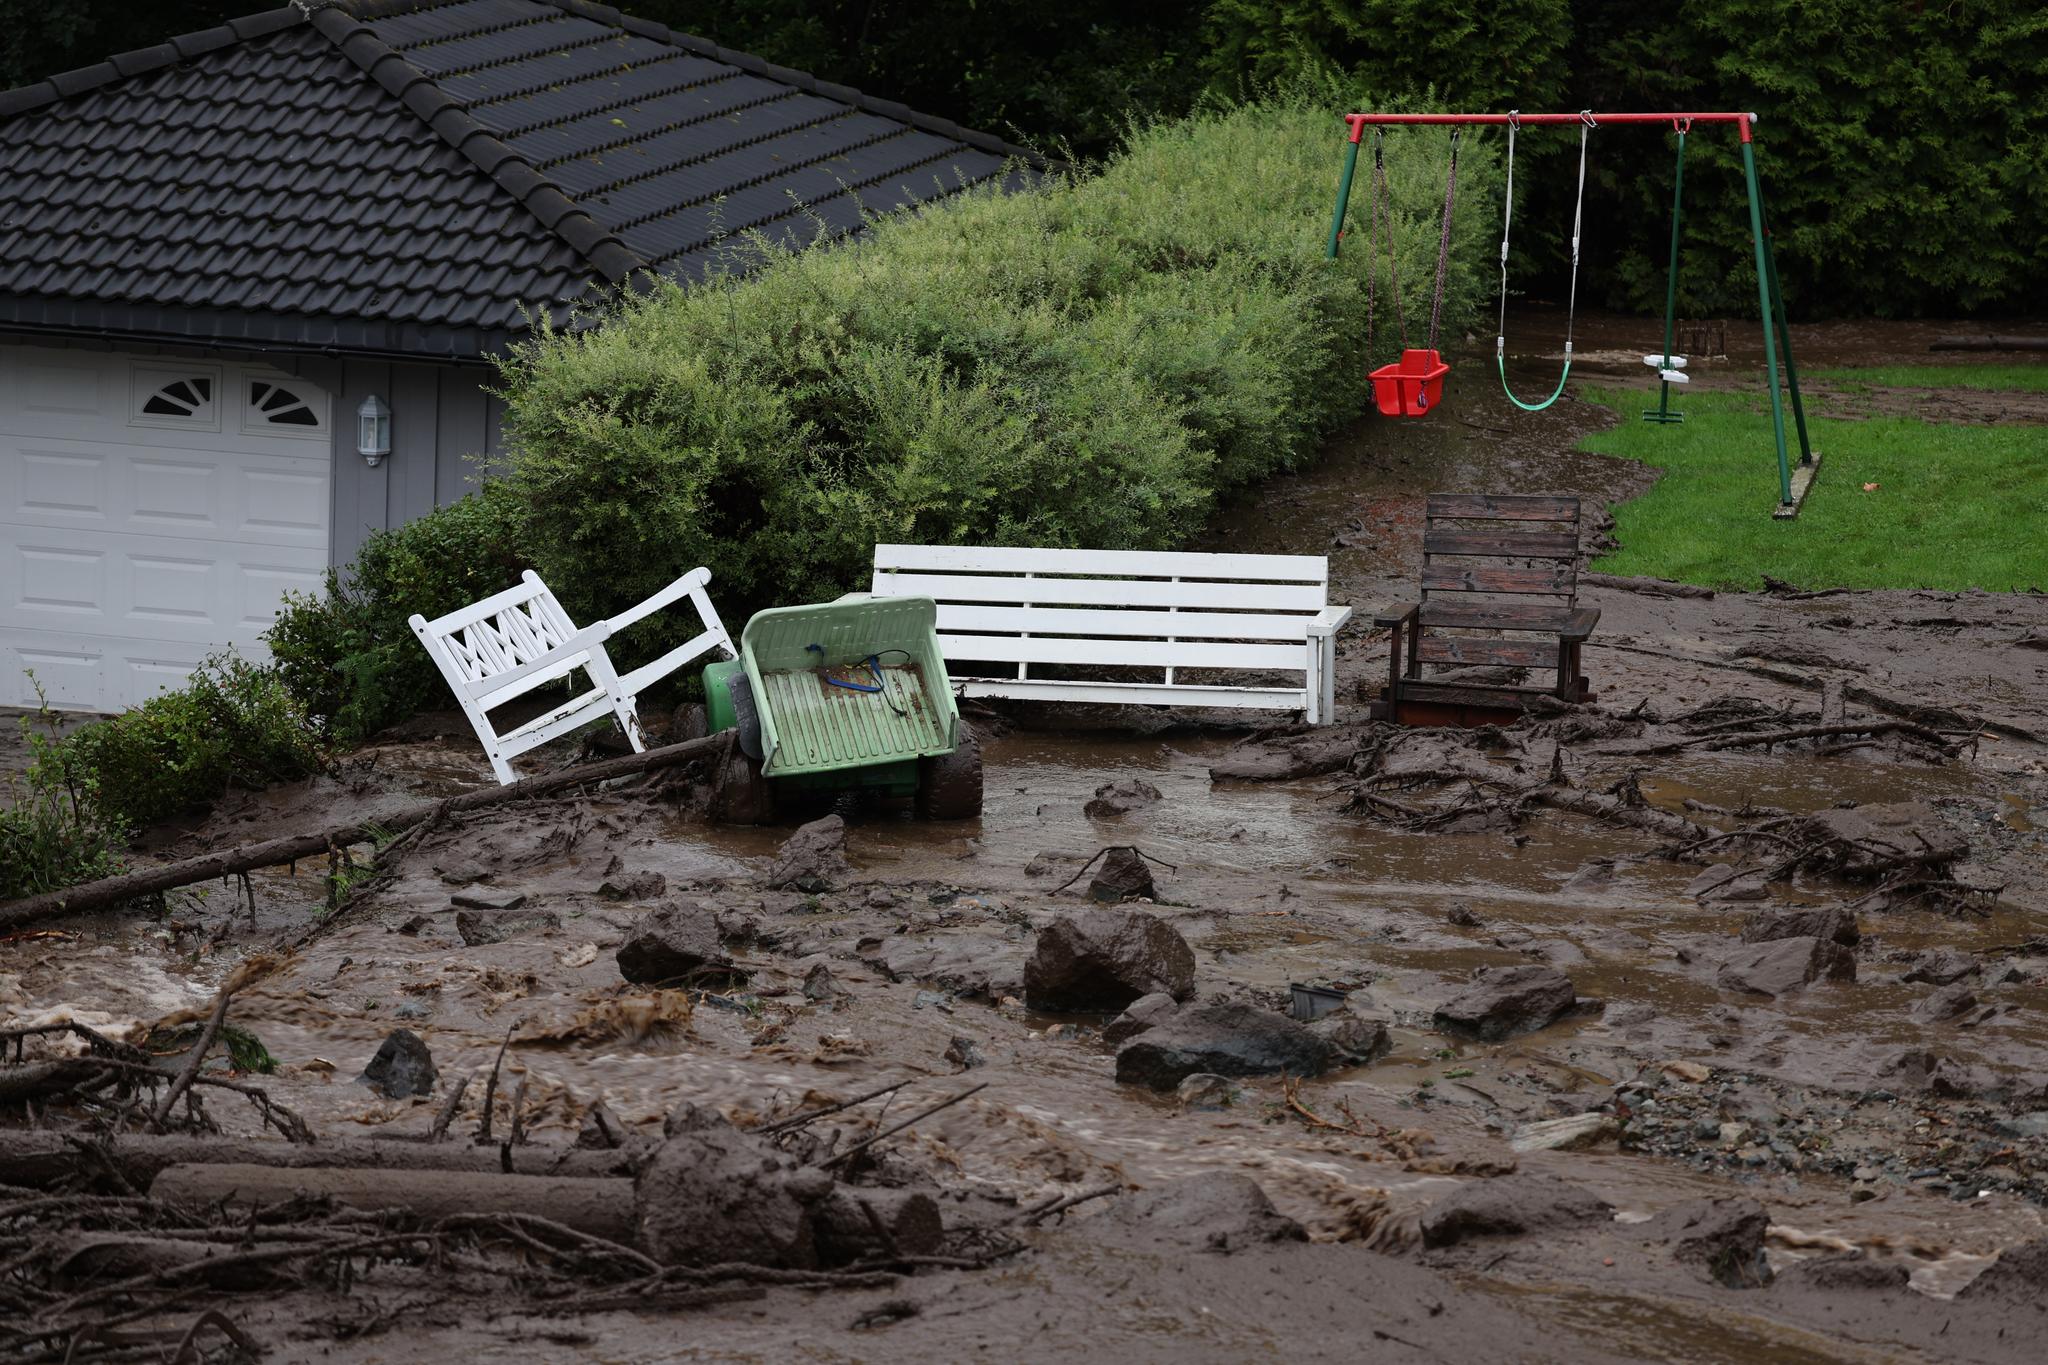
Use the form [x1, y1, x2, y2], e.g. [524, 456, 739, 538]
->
[915, 736, 983, 820]
[708, 738, 776, 825]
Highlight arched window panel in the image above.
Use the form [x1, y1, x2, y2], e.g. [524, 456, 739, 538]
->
[130, 365, 221, 429]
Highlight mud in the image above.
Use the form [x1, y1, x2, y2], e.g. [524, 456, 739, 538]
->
[6, 313, 2048, 1362]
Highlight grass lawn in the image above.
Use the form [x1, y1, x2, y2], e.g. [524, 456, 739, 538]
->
[1582, 386, 2048, 591]
[1809, 363, 2048, 392]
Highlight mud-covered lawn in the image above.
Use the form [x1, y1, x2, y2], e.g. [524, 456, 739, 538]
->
[5, 317, 2048, 1363]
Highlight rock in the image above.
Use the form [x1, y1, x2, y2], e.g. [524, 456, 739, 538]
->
[1686, 863, 1770, 902]
[1511, 1113, 1617, 1153]
[1307, 1010, 1392, 1064]
[1175, 1073, 1241, 1112]
[943, 1035, 985, 1070]
[597, 870, 668, 901]
[1645, 1197, 1773, 1288]
[635, 1104, 835, 1268]
[454, 907, 562, 946]
[1662, 1060, 1712, 1084]
[1912, 980, 1977, 1022]
[1114, 1003, 1335, 1091]
[1773, 1254, 1910, 1293]
[1739, 906, 1858, 947]
[1446, 904, 1486, 928]
[802, 962, 850, 1002]
[449, 890, 527, 910]
[765, 815, 853, 892]
[1793, 802, 1967, 875]
[1957, 1236, 2048, 1301]
[1883, 1049, 1991, 1098]
[1992, 1112, 2048, 1140]
[1084, 778, 1163, 819]
[858, 934, 1025, 1000]
[616, 902, 732, 984]
[1087, 846, 1158, 902]
[1103, 992, 1178, 1045]
[1716, 936, 1855, 998]
[1419, 1174, 1614, 1247]
[1106, 1173, 1306, 1252]
[357, 1028, 436, 1100]
[1559, 860, 1616, 895]
[1023, 909, 1195, 1011]
[1902, 948, 1979, 985]
[1432, 965, 1576, 1042]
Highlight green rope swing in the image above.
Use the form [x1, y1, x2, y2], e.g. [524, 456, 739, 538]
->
[1496, 111, 1595, 412]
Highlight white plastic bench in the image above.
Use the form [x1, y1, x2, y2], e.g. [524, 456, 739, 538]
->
[870, 545, 1352, 723]
[410, 568, 734, 784]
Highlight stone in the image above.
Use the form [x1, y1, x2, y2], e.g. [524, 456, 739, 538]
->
[616, 902, 732, 984]
[802, 962, 850, 1002]
[1662, 1060, 1712, 1084]
[1773, 1254, 1910, 1292]
[1175, 1073, 1241, 1112]
[1114, 1002, 1335, 1091]
[1559, 860, 1616, 895]
[1882, 1049, 1991, 1098]
[1084, 778, 1163, 819]
[1646, 1196, 1773, 1288]
[1992, 1112, 2048, 1141]
[1686, 863, 1770, 902]
[454, 907, 562, 946]
[1957, 1236, 2048, 1301]
[635, 1104, 836, 1268]
[858, 934, 1025, 1000]
[1105, 1173, 1306, 1252]
[765, 815, 853, 892]
[1446, 904, 1486, 928]
[1739, 906, 1858, 947]
[1511, 1113, 1618, 1153]
[357, 1028, 436, 1100]
[597, 870, 668, 901]
[1419, 1174, 1614, 1247]
[1023, 909, 1195, 1011]
[1716, 936, 1855, 998]
[1912, 980, 1977, 1022]
[449, 890, 527, 910]
[944, 1035, 986, 1070]
[1087, 846, 1158, 903]
[1432, 965, 1576, 1042]
[1902, 948, 1979, 986]
[1307, 1010, 1392, 1065]
[1793, 802, 1967, 875]
[1103, 992, 1178, 1045]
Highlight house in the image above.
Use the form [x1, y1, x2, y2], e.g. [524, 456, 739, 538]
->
[0, 0, 1033, 713]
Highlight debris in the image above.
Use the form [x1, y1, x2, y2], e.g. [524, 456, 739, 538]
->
[943, 1035, 985, 1070]
[1105, 1173, 1307, 1252]
[456, 907, 563, 946]
[598, 870, 668, 901]
[1022, 908, 1196, 1010]
[1912, 980, 1978, 1022]
[1957, 1237, 2048, 1301]
[1510, 1113, 1617, 1153]
[814, 1187, 946, 1264]
[1738, 906, 1859, 947]
[150, 1164, 637, 1242]
[1686, 863, 1770, 902]
[803, 962, 851, 1002]
[450, 890, 528, 910]
[1716, 937, 1856, 998]
[1902, 948, 1980, 985]
[1175, 1072, 1240, 1112]
[1114, 1002, 1334, 1091]
[1645, 1197, 1773, 1288]
[616, 902, 734, 984]
[766, 814, 854, 891]
[358, 1028, 437, 1100]
[1432, 965, 1577, 1042]
[1084, 778, 1163, 818]
[635, 1104, 837, 1267]
[1419, 1174, 1613, 1246]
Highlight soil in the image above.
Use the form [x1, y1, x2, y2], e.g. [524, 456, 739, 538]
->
[5, 312, 2048, 1363]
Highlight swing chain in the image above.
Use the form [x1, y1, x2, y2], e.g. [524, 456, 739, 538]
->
[1674, 116, 1693, 135]
[1427, 129, 1460, 353]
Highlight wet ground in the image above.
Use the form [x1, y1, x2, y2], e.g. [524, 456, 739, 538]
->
[5, 312, 2048, 1361]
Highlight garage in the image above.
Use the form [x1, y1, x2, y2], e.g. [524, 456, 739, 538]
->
[0, 346, 331, 714]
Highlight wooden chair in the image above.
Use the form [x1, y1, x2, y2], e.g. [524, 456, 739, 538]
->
[1371, 494, 1599, 725]
[410, 568, 734, 784]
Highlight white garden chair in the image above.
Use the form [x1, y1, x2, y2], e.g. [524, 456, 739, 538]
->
[409, 568, 734, 785]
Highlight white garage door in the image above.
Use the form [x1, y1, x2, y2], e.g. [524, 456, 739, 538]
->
[0, 346, 331, 714]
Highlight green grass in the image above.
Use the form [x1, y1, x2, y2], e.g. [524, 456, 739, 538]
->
[1809, 364, 2048, 392]
[1583, 388, 2048, 591]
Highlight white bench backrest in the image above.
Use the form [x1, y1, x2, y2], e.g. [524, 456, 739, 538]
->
[872, 544, 1332, 678]
[413, 570, 592, 710]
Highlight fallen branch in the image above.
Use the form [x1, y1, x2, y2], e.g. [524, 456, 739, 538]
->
[1619, 719, 1957, 757]
[1580, 572, 1715, 600]
[815, 1083, 987, 1171]
[753, 1079, 915, 1136]
[0, 733, 732, 931]
[1015, 1183, 1122, 1225]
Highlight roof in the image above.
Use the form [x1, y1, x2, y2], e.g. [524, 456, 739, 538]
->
[0, 0, 1035, 360]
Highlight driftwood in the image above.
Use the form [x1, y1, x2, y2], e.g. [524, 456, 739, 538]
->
[1580, 572, 1715, 600]
[1618, 719, 1956, 757]
[150, 1164, 638, 1242]
[0, 1130, 639, 1190]
[0, 732, 731, 932]
[1929, 334, 2048, 352]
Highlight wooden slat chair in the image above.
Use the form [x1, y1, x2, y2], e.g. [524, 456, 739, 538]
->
[1371, 494, 1599, 724]
[410, 568, 735, 784]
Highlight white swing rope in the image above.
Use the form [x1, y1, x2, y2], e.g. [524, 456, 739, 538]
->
[1497, 110, 1594, 412]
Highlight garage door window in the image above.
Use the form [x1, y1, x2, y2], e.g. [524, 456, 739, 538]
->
[243, 378, 326, 436]
[130, 364, 221, 430]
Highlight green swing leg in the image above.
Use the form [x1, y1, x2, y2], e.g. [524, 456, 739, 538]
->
[1326, 136, 1362, 259]
[1740, 132, 1795, 507]
[1761, 220, 1815, 466]
[1643, 129, 1687, 424]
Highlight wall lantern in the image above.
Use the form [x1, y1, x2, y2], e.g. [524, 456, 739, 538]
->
[356, 394, 392, 467]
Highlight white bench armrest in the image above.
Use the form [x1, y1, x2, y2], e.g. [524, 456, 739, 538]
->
[1308, 604, 1354, 635]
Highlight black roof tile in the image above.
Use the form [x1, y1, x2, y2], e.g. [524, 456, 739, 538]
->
[0, 0, 1042, 359]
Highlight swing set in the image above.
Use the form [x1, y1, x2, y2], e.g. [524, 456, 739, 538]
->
[1325, 109, 1819, 516]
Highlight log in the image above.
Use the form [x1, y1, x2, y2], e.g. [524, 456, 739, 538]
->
[1928, 334, 2048, 352]
[0, 732, 731, 932]
[1580, 572, 1715, 600]
[150, 1163, 638, 1242]
[813, 1187, 946, 1264]
[0, 1130, 641, 1191]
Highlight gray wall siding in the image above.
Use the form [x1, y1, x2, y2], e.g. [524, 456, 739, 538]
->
[329, 360, 502, 568]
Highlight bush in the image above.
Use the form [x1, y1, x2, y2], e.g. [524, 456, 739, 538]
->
[60, 653, 329, 831]
[268, 490, 527, 742]
[0, 698, 127, 901]
[493, 86, 1500, 661]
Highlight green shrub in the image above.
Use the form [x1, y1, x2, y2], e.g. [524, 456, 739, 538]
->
[61, 653, 329, 831]
[268, 490, 527, 741]
[0, 696, 127, 900]
[494, 87, 1500, 663]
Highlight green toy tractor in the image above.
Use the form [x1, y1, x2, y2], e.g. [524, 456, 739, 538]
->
[691, 594, 982, 823]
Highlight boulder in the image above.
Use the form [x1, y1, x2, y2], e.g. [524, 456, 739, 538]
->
[1957, 1236, 2048, 1302]
[1023, 909, 1195, 1011]
[1912, 980, 1978, 1022]
[1645, 1196, 1773, 1288]
[597, 870, 668, 901]
[616, 902, 732, 984]
[1175, 1073, 1241, 1112]
[1738, 906, 1858, 947]
[765, 814, 853, 891]
[357, 1029, 436, 1100]
[1902, 948, 1979, 985]
[1103, 992, 1179, 1045]
[859, 933, 1025, 1000]
[1307, 1010, 1392, 1065]
[1115, 1003, 1335, 1091]
[1420, 1174, 1613, 1247]
[1084, 779, 1163, 819]
[1716, 936, 1855, 998]
[454, 907, 562, 947]
[1773, 1254, 1911, 1293]
[1087, 846, 1159, 902]
[1883, 1049, 1992, 1098]
[635, 1105, 835, 1268]
[1432, 965, 1576, 1042]
[1105, 1173, 1306, 1252]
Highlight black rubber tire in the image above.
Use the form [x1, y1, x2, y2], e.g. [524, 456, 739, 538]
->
[915, 737, 984, 821]
[673, 702, 709, 742]
[708, 741, 776, 825]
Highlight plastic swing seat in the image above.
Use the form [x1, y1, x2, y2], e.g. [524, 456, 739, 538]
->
[1643, 353, 1689, 384]
[1369, 348, 1451, 417]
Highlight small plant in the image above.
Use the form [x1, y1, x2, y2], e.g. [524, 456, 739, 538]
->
[0, 682, 128, 900]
